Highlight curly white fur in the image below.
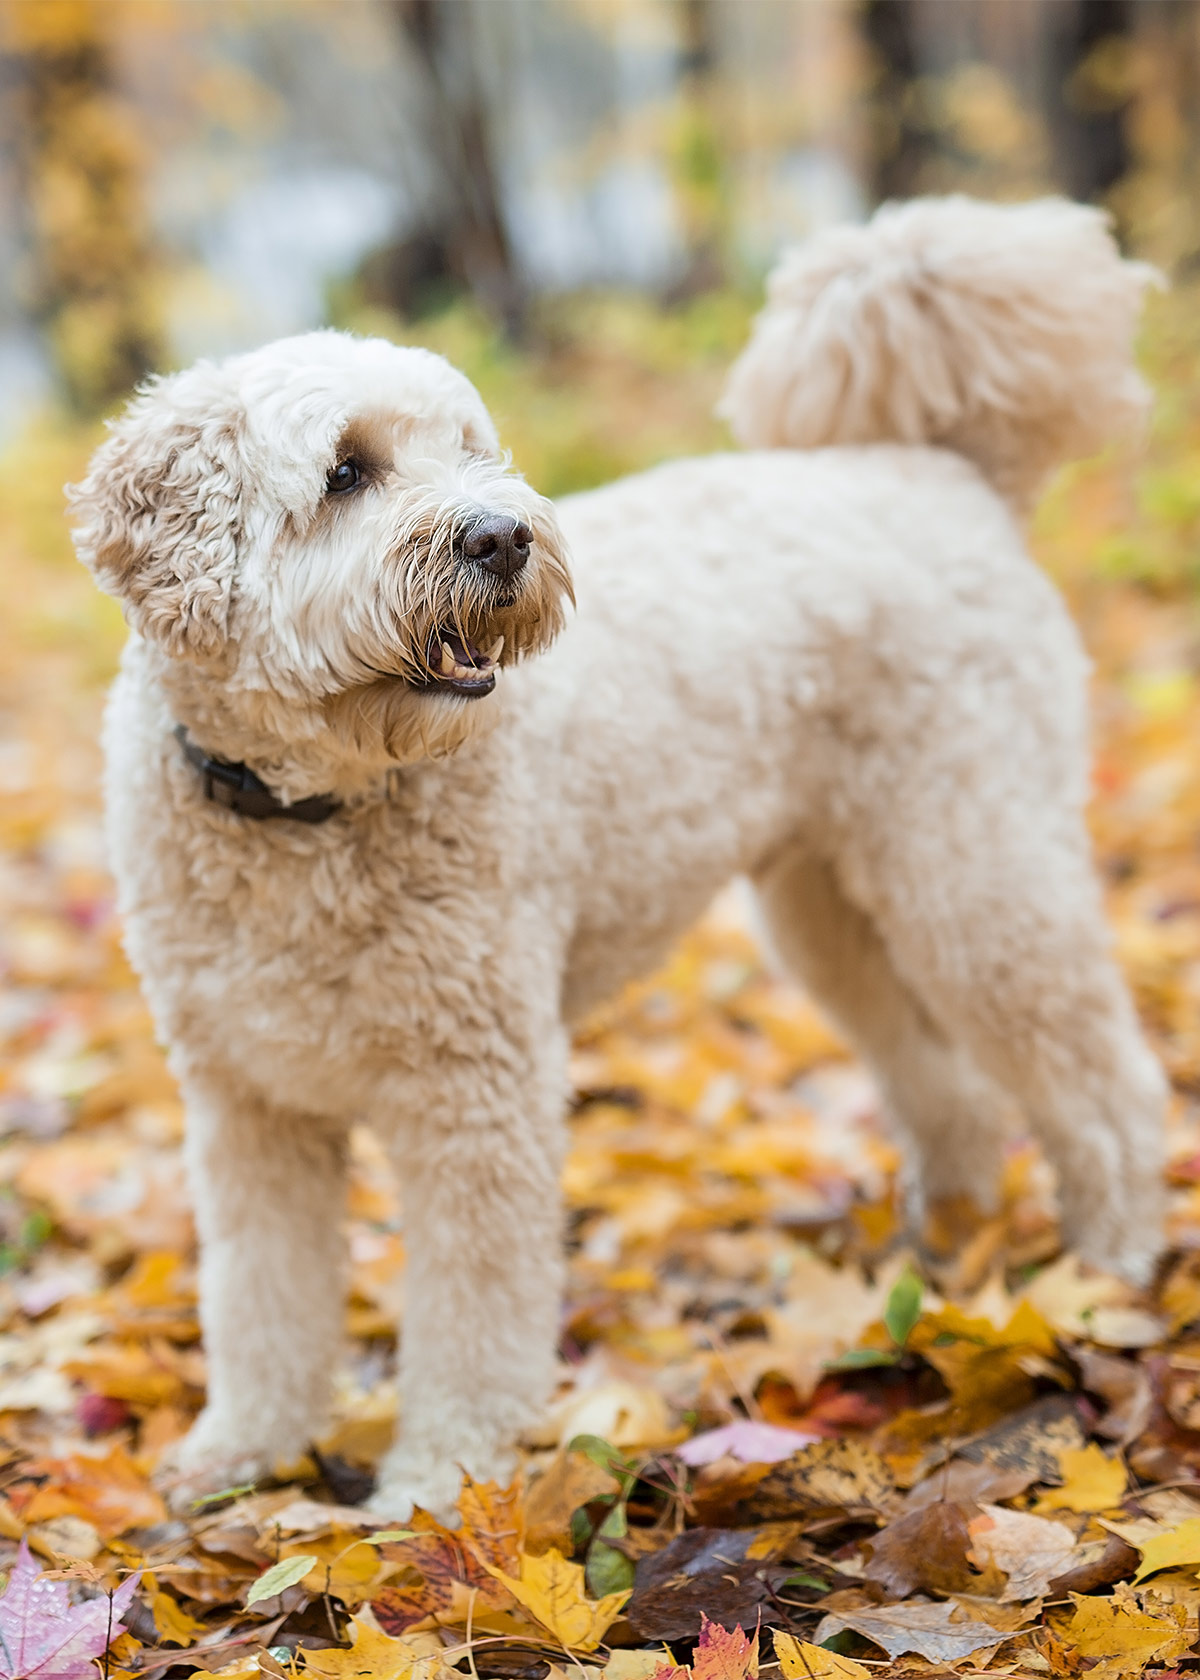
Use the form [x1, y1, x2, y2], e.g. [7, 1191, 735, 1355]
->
[70, 195, 1166, 1520]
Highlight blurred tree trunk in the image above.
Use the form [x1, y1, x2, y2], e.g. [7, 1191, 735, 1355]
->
[8, 0, 163, 415]
[667, 0, 727, 298]
[1047, 0, 1133, 203]
[862, 0, 933, 203]
[391, 0, 525, 336]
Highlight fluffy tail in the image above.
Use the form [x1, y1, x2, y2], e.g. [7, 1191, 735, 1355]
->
[718, 194, 1161, 511]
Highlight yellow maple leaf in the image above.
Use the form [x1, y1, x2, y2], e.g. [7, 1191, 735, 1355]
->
[1036, 1444, 1127, 1514]
[142, 1569, 204, 1647]
[1062, 1594, 1189, 1680]
[1132, 1516, 1200, 1583]
[773, 1631, 869, 1680]
[484, 1547, 630, 1652]
[302, 1619, 448, 1680]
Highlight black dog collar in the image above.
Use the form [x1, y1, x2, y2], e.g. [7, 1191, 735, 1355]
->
[174, 726, 340, 823]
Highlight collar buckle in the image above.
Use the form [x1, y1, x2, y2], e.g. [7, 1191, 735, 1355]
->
[174, 726, 340, 824]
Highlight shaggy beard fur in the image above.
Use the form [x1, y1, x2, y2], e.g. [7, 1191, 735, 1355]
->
[322, 478, 573, 766]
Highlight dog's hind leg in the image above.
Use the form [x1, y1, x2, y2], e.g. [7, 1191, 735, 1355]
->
[161, 1083, 349, 1504]
[826, 786, 1167, 1286]
[754, 847, 1011, 1231]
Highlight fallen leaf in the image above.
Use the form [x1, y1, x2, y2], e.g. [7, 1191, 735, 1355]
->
[302, 1619, 451, 1680]
[626, 1528, 791, 1641]
[966, 1504, 1078, 1600]
[457, 1478, 524, 1579]
[902, 1456, 1035, 1510]
[772, 1633, 868, 1680]
[1036, 1443, 1127, 1513]
[525, 1448, 620, 1556]
[18, 1445, 167, 1538]
[741, 1439, 898, 1520]
[1060, 1592, 1190, 1680]
[143, 1568, 205, 1646]
[485, 1547, 630, 1652]
[957, 1393, 1085, 1480]
[814, 1598, 1017, 1663]
[676, 1423, 819, 1467]
[371, 1507, 511, 1633]
[863, 1502, 977, 1596]
[1132, 1516, 1200, 1583]
[0, 1538, 140, 1680]
[246, 1551, 318, 1606]
[691, 1616, 757, 1680]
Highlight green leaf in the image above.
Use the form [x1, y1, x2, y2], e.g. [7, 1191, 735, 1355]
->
[586, 1501, 634, 1598]
[368, 1529, 417, 1543]
[784, 1571, 830, 1593]
[190, 1481, 256, 1510]
[568, 1433, 635, 1494]
[824, 1347, 899, 1371]
[246, 1553, 319, 1607]
[883, 1267, 923, 1349]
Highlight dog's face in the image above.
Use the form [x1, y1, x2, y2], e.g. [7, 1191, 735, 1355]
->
[69, 331, 573, 768]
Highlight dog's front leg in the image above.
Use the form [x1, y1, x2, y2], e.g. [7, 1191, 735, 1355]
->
[161, 1080, 349, 1505]
[372, 1036, 567, 1521]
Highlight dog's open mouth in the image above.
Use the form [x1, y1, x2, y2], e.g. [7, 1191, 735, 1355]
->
[423, 628, 504, 697]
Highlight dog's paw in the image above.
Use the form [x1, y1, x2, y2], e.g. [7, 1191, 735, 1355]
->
[369, 1441, 518, 1526]
[155, 1413, 302, 1515]
[368, 1464, 463, 1527]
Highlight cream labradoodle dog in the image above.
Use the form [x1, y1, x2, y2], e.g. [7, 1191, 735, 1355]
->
[71, 195, 1165, 1518]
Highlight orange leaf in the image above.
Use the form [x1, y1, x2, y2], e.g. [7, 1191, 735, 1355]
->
[18, 1445, 167, 1539]
[691, 1617, 758, 1680]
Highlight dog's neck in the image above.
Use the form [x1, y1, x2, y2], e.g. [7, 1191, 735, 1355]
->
[137, 638, 457, 808]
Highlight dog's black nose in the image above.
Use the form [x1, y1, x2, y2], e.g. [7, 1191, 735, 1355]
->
[460, 515, 532, 583]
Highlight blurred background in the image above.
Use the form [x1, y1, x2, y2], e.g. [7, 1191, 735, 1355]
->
[2, 0, 1200, 1516]
[4, 0, 1200, 471]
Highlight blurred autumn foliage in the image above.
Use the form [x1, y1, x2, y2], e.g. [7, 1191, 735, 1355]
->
[5, 0, 163, 412]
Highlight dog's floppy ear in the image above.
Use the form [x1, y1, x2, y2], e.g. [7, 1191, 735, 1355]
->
[69, 372, 244, 659]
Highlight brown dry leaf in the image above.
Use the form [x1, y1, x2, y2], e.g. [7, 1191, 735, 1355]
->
[862, 1501, 978, 1597]
[625, 1527, 790, 1641]
[813, 1597, 1018, 1663]
[742, 1439, 898, 1521]
[902, 1456, 1035, 1511]
[966, 1503, 1078, 1600]
[525, 1449, 622, 1555]
[956, 1394, 1086, 1480]
[370, 1508, 512, 1633]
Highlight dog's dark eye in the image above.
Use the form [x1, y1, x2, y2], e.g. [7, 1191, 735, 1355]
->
[326, 459, 361, 494]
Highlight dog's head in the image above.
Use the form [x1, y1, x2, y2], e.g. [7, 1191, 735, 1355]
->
[69, 331, 573, 772]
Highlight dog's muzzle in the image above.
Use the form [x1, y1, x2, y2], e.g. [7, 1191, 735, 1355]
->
[418, 512, 532, 698]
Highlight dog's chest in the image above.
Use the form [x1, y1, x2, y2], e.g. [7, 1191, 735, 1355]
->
[125, 788, 512, 1116]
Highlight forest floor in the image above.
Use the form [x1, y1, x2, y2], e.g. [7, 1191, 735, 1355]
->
[2, 291, 1200, 1677]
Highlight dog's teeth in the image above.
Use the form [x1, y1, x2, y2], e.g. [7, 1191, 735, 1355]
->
[439, 641, 457, 676]
[485, 635, 504, 664]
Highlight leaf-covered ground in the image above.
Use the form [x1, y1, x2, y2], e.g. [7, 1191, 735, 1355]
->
[3, 292, 1200, 1676]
